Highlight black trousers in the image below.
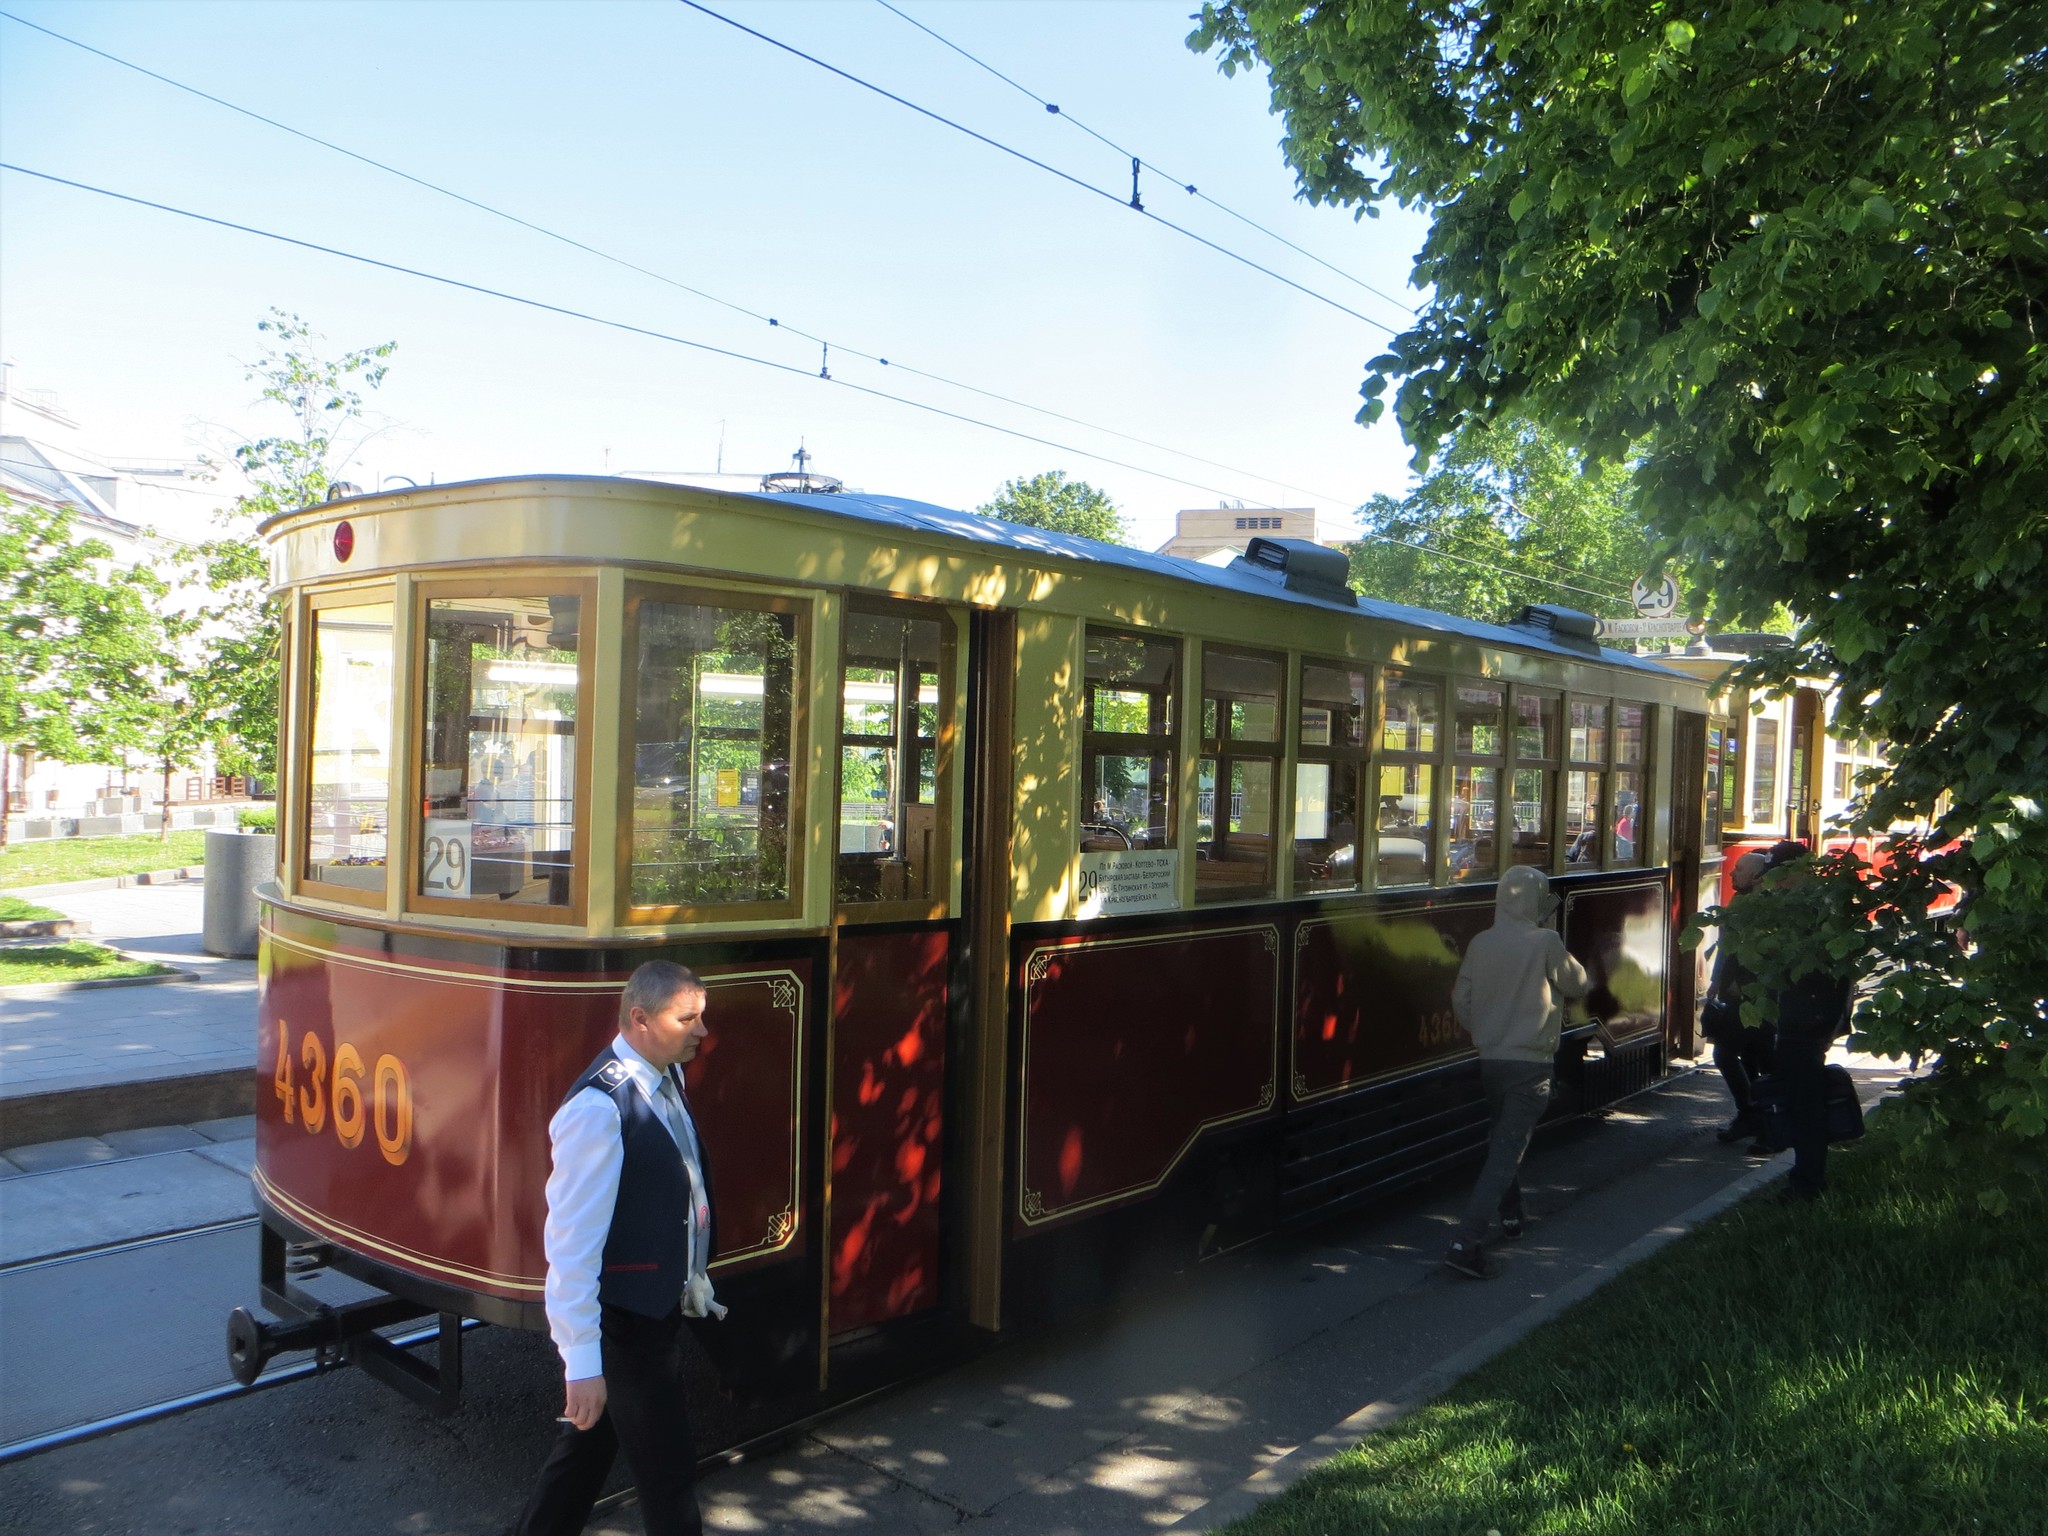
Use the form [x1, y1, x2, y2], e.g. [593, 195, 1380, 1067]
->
[1775, 1031, 1831, 1196]
[1711, 1024, 1777, 1116]
[517, 1306, 702, 1536]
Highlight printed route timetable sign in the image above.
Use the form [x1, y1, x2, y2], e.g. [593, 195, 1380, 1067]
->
[1077, 848, 1179, 918]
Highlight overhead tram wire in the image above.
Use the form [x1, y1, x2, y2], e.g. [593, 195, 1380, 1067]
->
[0, 7, 1374, 517]
[672, 0, 1401, 337]
[872, 0, 1418, 327]
[1, 5, 1601, 596]
[0, 167, 1624, 607]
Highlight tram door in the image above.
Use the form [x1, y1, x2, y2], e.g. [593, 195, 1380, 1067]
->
[826, 600, 961, 1340]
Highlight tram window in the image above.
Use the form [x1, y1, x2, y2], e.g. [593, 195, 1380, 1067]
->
[1612, 703, 1648, 866]
[1508, 687, 1559, 869]
[1749, 716, 1780, 826]
[1569, 699, 1609, 764]
[1197, 647, 1283, 901]
[304, 600, 394, 898]
[418, 593, 584, 910]
[1515, 691, 1558, 760]
[1704, 716, 1728, 848]
[837, 605, 950, 911]
[1449, 683, 1504, 884]
[1375, 761, 1435, 885]
[1376, 669, 1441, 886]
[626, 595, 798, 915]
[1295, 660, 1366, 892]
[1082, 628, 1179, 850]
[1381, 670, 1439, 754]
[1564, 769, 1605, 865]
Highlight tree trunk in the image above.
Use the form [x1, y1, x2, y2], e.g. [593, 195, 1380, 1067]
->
[161, 758, 174, 842]
[0, 742, 12, 851]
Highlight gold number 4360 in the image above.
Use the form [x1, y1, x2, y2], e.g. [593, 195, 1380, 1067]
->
[274, 1026, 413, 1165]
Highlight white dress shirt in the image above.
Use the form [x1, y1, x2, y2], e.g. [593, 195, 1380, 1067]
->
[542, 1034, 709, 1381]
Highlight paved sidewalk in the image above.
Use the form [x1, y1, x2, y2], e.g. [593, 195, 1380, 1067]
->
[0, 880, 256, 1104]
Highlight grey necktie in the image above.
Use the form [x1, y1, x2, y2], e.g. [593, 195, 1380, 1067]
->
[657, 1071, 710, 1282]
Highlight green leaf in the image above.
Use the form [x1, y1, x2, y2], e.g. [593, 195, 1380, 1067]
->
[1664, 19, 1696, 52]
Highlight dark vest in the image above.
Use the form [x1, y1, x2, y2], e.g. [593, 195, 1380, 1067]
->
[563, 1046, 707, 1319]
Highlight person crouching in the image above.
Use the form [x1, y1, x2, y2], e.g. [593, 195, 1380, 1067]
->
[1443, 865, 1589, 1280]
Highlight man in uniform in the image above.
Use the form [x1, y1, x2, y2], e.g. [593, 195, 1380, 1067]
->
[516, 960, 726, 1536]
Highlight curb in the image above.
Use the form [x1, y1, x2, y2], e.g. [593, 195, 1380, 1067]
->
[0, 965, 198, 997]
[1176, 1152, 1792, 1532]
[0, 919, 84, 939]
[0, 1067, 255, 1150]
[6, 866, 205, 899]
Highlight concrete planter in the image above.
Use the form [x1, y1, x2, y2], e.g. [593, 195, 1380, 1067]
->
[203, 829, 275, 958]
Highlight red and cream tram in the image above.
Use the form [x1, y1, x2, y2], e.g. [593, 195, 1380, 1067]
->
[227, 476, 1715, 1418]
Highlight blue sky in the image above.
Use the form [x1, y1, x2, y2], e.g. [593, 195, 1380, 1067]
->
[1, 0, 1433, 549]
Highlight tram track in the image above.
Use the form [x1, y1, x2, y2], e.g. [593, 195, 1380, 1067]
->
[0, 1218, 482, 1468]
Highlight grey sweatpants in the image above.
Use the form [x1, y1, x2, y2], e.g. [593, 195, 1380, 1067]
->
[1460, 1059, 1553, 1240]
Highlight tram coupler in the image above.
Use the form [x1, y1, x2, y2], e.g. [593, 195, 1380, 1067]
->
[227, 1223, 462, 1413]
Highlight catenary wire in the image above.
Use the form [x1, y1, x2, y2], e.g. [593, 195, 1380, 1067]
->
[872, 0, 1419, 324]
[0, 7, 1379, 514]
[0, 13, 1610, 593]
[673, 0, 1401, 336]
[0, 165, 1625, 605]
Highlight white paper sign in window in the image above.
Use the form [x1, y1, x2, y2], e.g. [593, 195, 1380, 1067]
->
[1077, 848, 1179, 918]
[420, 817, 473, 898]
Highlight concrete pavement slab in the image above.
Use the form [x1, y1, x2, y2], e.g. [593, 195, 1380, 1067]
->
[0, 1150, 254, 1264]
[4, 1135, 120, 1173]
[192, 1137, 256, 1175]
[100, 1124, 209, 1156]
[189, 1114, 256, 1143]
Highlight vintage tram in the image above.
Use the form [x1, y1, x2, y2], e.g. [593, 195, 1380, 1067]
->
[227, 475, 1715, 1421]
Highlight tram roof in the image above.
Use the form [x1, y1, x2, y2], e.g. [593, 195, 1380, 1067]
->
[750, 487, 1684, 677]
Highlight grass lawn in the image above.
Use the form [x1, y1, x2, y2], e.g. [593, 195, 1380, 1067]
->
[0, 830, 207, 890]
[0, 941, 172, 987]
[0, 896, 64, 922]
[1228, 1123, 2047, 1536]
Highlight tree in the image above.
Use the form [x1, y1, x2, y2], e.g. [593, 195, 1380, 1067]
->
[0, 501, 169, 848]
[189, 310, 397, 777]
[1192, 3, 2047, 1185]
[977, 471, 1129, 545]
[1348, 415, 1649, 624]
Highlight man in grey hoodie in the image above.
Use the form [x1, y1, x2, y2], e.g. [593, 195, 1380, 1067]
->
[1444, 864, 1590, 1279]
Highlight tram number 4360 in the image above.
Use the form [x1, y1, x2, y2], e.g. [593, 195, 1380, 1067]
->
[273, 1026, 414, 1165]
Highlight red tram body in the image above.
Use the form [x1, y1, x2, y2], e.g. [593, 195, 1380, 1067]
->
[234, 477, 1716, 1420]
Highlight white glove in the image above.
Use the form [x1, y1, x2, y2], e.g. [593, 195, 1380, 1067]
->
[682, 1274, 727, 1320]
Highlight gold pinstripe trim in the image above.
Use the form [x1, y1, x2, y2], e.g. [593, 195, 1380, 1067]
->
[255, 949, 808, 1277]
[255, 1165, 545, 1292]
[1015, 923, 1280, 1228]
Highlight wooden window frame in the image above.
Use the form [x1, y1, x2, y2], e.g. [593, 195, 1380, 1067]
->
[295, 584, 398, 910]
[1449, 678, 1508, 885]
[832, 596, 958, 926]
[404, 574, 599, 927]
[1195, 643, 1287, 903]
[1564, 693, 1613, 870]
[617, 580, 810, 928]
[1506, 685, 1562, 873]
[1080, 624, 1183, 853]
[1293, 655, 1370, 895]
[1610, 700, 1653, 868]
[1372, 667, 1444, 889]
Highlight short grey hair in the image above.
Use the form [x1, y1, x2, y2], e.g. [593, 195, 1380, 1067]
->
[619, 960, 704, 1024]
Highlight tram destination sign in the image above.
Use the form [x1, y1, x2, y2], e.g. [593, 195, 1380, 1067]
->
[1077, 848, 1180, 918]
[1595, 615, 1698, 640]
